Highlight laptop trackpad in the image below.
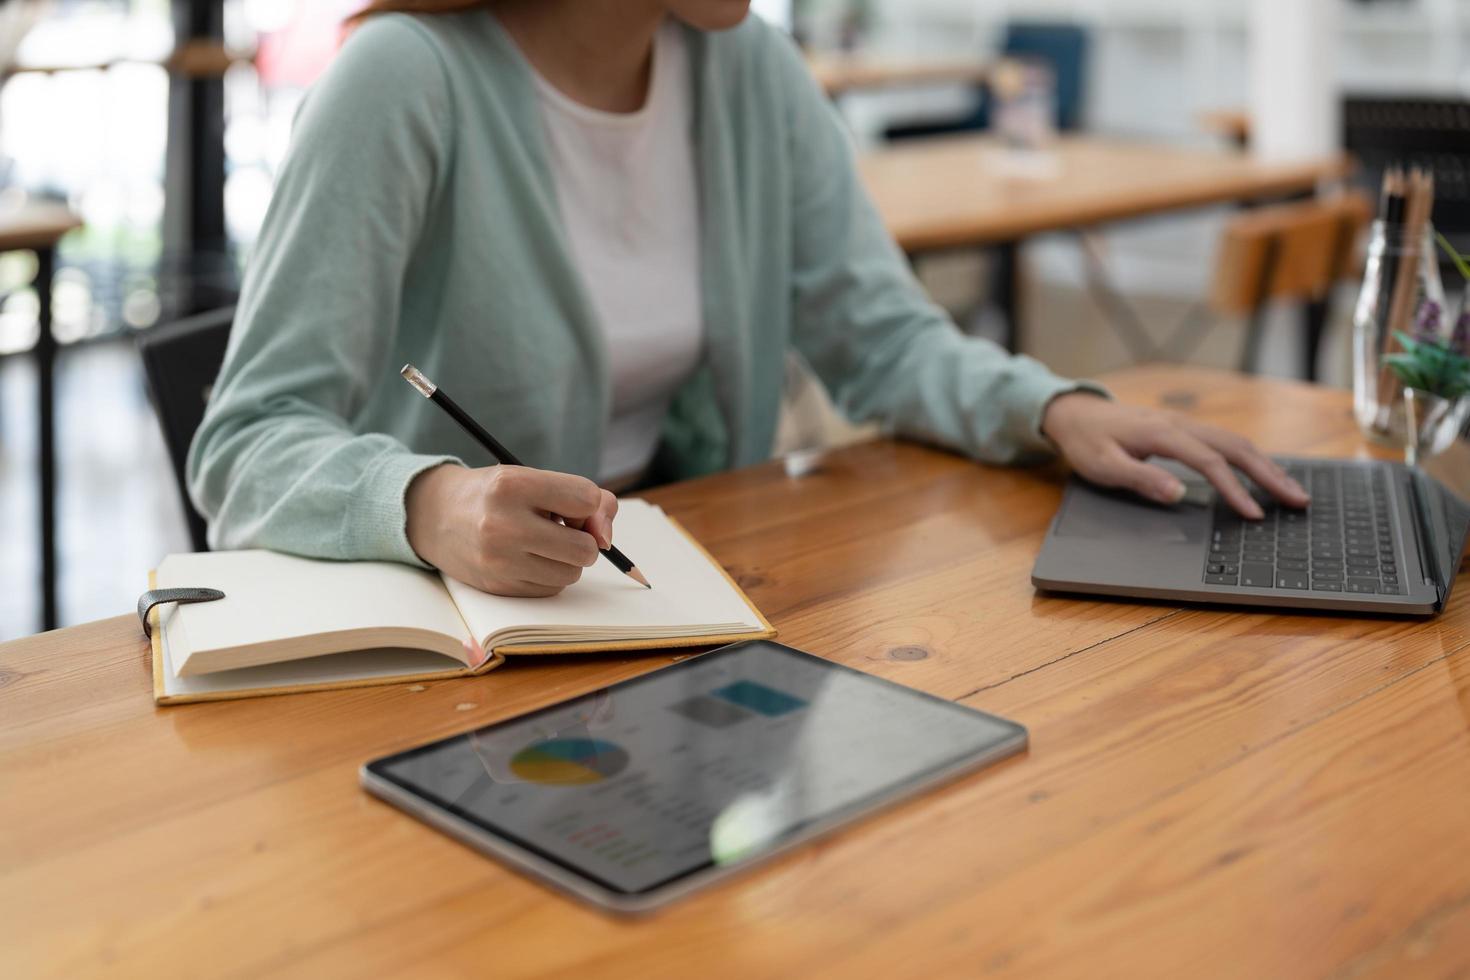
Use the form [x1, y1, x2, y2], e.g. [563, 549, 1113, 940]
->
[1054, 481, 1211, 544]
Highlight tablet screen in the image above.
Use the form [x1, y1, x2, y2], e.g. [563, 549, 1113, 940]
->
[366, 641, 1024, 898]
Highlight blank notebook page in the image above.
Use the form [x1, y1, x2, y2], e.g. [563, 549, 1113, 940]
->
[157, 550, 472, 665]
[443, 499, 762, 648]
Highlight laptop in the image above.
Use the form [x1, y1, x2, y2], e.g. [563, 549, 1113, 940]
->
[1032, 446, 1470, 616]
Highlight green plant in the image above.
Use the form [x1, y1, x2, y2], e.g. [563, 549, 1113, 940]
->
[1383, 328, 1470, 399]
[1390, 234, 1470, 399]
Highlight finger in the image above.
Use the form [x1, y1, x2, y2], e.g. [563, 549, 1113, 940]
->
[498, 467, 603, 520]
[1186, 425, 1309, 508]
[566, 491, 618, 549]
[1144, 428, 1263, 519]
[522, 519, 601, 568]
[514, 552, 586, 589]
[583, 491, 618, 550]
[1081, 443, 1190, 506]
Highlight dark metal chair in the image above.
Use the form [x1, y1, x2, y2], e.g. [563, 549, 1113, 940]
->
[137, 306, 233, 552]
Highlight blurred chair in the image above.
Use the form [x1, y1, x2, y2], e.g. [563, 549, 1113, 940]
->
[137, 306, 233, 552]
[882, 21, 1090, 141]
[1205, 194, 1372, 378]
[1083, 194, 1371, 379]
[1343, 95, 1470, 266]
[1000, 23, 1088, 133]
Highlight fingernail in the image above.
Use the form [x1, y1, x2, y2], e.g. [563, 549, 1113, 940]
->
[1246, 502, 1265, 520]
[1155, 479, 1186, 504]
[1288, 479, 1308, 497]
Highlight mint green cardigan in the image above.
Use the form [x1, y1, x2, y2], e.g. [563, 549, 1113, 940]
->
[187, 11, 1098, 567]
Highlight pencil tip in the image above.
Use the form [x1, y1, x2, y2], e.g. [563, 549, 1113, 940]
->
[628, 567, 652, 589]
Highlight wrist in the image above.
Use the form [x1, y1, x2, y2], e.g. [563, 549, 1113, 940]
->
[1040, 389, 1101, 444]
[405, 463, 465, 566]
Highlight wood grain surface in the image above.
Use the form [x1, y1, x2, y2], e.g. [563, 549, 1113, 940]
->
[860, 136, 1349, 252]
[4, 365, 1469, 979]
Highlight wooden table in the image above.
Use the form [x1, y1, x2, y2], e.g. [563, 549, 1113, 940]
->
[861, 135, 1346, 253]
[0, 197, 81, 634]
[5, 365, 1469, 978]
[8, 42, 254, 78]
[806, 52, 990, 97]
[860, 135, 1348, 353]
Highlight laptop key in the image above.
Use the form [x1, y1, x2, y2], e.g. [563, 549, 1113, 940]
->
[1205, 574, 1239, 585]
[1198, 460, 1412, 601]
[1239, 563, 1274, 588]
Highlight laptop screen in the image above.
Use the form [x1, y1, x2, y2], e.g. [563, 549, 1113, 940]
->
[1411, 441, 1470, 599]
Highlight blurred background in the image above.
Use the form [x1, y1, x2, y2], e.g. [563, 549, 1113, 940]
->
[3, 0, 1467, 636]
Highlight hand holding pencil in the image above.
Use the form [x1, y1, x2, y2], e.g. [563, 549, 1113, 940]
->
[401, 365, 650, 597]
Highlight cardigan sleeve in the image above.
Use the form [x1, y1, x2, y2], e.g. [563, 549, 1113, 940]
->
[772, 34, 1108, 464]
[185, 16, 460, 564]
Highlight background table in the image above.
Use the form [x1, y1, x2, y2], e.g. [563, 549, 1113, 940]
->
[859, 135, 1348, 352]
[4, 366, 1469, 978]
[806, 52, 990, 97]
[860, 135, 1345, 251]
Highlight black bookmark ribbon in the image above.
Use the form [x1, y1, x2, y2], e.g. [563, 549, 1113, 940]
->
[137, 588, 226, 638]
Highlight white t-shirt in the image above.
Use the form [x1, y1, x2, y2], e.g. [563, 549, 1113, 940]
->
[528, 20, 704, 487]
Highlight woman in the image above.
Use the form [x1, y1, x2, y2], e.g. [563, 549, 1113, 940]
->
[189, 0, 1307, 598]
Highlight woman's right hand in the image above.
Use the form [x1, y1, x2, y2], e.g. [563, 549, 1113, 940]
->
[406, 464, 618, 597]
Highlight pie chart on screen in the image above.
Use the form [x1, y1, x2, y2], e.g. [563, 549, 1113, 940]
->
[510, 738, 630, 785]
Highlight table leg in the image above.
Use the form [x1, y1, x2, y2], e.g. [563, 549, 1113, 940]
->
[1302, 297, 1329, 382]
[35, 246, 57, 632]
[992, 241, 1022, 353]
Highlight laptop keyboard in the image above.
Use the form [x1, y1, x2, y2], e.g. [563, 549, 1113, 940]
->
[1204, 463, 1402, 595]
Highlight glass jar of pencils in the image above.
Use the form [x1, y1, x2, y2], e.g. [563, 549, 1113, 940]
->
[1353, 219, 1445, 444]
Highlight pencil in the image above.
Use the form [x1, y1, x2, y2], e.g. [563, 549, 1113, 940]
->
[399, 364, 651, 589]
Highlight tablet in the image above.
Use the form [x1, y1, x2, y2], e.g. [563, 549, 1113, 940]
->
[361, 640, 1026, 914]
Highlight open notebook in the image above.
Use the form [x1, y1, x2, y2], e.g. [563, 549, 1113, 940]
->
[147, 500, 774, 705]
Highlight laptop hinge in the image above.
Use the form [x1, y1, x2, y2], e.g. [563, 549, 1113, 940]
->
[1404, 467, 1442, 607]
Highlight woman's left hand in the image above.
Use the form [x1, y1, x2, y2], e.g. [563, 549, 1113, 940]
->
[1040, 392, 1310, 519]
